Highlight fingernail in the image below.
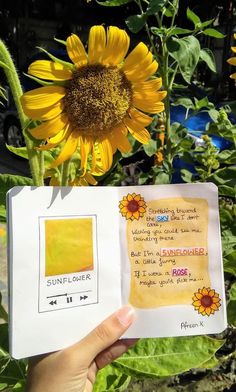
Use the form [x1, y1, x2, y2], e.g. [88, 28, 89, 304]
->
[116, 305, 135, 327]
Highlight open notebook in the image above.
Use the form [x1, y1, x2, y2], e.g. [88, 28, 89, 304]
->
[7, 183, 227, 358]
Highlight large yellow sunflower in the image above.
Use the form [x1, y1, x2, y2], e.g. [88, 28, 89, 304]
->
[227, 33, 236, 80]
[192, 287, 221, 317]
[21, 26, 166, 174]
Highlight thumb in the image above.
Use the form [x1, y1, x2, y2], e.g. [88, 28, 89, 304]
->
[73, 305, 135, 365]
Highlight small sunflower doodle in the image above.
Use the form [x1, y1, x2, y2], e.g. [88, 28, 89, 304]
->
[192, 287, 221, 316]
[119, 193, 147, 221]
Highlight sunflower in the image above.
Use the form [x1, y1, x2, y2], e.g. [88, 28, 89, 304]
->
[227, 33, 236, 80]
[21, 26, 166, 174]
[192, 287, 221, 316]
[119, 193, 147, 220]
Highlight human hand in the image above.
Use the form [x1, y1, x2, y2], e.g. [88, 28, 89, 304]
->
[26, 306, 136, 392]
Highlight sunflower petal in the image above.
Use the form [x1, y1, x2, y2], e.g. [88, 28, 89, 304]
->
[50, 131, 78, 168]
[126, 60, 159, 82]
[128, 107, 153, 127]
[37, 127, 70, 150]
[124, 51, 153, 79]
[230, 72, 236, 79]
[96, 138, 113, 172]
[29, 114, 68, 139]
[110, 125, 132, 154]
[28, 60, 72, 81]
[101, 26, 130, 65]
[133, 78, 163, 93]
[227, 57, 236, 66]
[126, 121, 150, 144]
[66, 34, 88, 67]
[23, 100, 64, 121]
[133, 96, 165, 114]
[79, 136, 92, 174]
[123, 42, 149, 72]
[88, 25, 106, 64]
[21, 85, 65, 113]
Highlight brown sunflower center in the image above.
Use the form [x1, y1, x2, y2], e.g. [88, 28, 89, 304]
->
[127, 200, 139, 213]
[200, 295, 213, 308]
[64, 64, 132, 137]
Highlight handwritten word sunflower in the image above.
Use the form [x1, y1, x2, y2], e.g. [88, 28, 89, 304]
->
[119, 193, 147, 221]
[21, 26, 166, 174]
[227, 33, 236, 80]
[192, 287, 221, 316]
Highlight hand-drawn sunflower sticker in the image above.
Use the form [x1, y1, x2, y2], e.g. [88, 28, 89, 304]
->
[192, 287, 221, 316]
[119, 193, 147, 221]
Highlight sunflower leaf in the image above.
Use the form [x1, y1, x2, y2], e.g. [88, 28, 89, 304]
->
[93, 364, 131, 391]
[167, 36, 200, 83]
[126, 14, 147, 33]
[146, 0, 167, 15]
[23, 72, 54, 86]
[0, 174, 33, 208]
[186, 8, 201, 27]
[36, 47, 75, 71]
[202, 28, 225, 39]
[200, 48, 216, 72]
[96, 0, 132, 6]
[113, 336, 225, 378]
[54, 37, 67, 46]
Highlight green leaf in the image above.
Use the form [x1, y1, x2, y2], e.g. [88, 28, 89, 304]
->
[6, 145, 29, 160]
[187, 8, 201, 27]
[0, 205, 6, 222]
[167, 36, 201, 83]
[126, 14, 147, 33]
[180, 169, 194, 182]
[23, 72, 54, 86]
[227, 300, 236, 326]
[217, 150, 236, 164]
[200, 48, 216, 72]
[97, 0, 132, 6]
[169, 27, 192, 36]
[199, 355, 219, 369]
[143, 139, 159, 157]
[199, 19, 215, 29]
[154, 172, 170, 184]
[207, 166, 236, 187]
[138, 172, 151, 185]
[0, 293, 8, 322]
[224, 252, 236, 275]
[172, 97, 193, 109]
[0, 174, 33, 208]
[229, 282, 236, 301]
[37, 47, 75, 70]
[114, 336, 224, 377]
[54, 37, 67, 46]
[146, 0, 167, 15]
[202, 28, 225, 38]
[93, 364, 131, 391]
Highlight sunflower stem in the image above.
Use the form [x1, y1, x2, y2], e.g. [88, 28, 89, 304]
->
[0, 39, 42, 186]
[61, 160, 71, 186]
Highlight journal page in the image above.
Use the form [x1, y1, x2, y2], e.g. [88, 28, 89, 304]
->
[8, 186, 121, 358]
[119, 183, 227, 337]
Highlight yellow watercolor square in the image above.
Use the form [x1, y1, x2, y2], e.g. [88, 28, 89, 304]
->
[45, 218, 94, 276]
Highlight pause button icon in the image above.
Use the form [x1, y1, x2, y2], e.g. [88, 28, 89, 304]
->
[67, 297, 72, 303]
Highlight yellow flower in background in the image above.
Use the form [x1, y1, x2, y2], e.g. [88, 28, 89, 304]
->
[227, 33, 236, 80]
[192, 287, 221, 316]
[21, 26, 166, 174]
[119, 193, 147, 220]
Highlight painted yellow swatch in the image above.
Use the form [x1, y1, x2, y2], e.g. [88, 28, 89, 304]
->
[45, 218, 93, 276]
[127, 198, 210, 308]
